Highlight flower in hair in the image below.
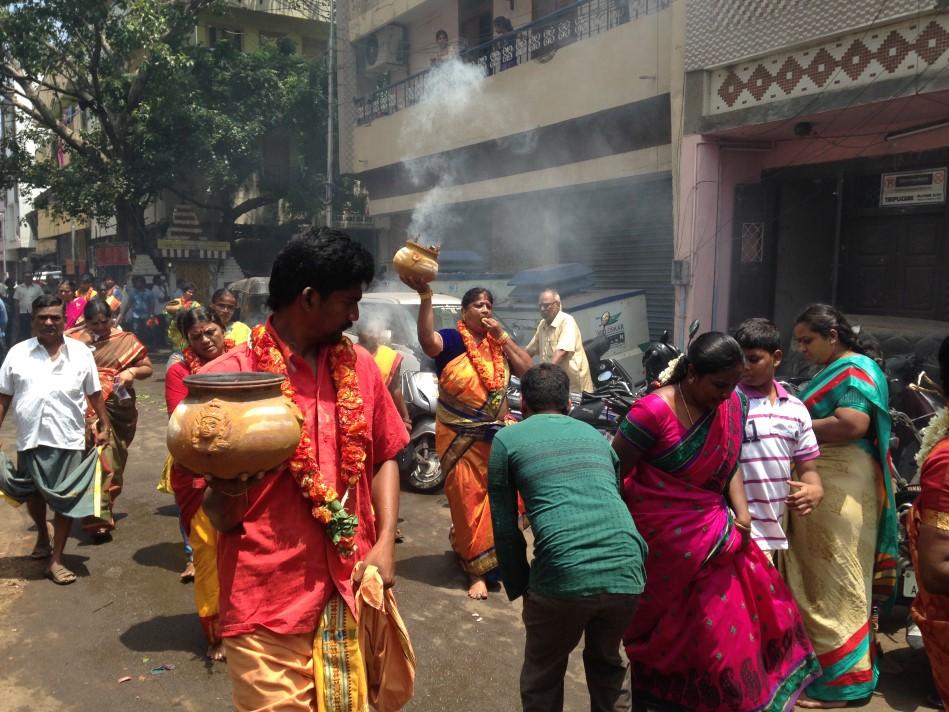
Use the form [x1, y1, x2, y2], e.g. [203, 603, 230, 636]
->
[658, 354, 685, 386]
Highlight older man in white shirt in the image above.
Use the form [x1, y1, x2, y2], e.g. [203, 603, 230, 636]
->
[0, 293, 110, 585]
[526, 289, 594, 394]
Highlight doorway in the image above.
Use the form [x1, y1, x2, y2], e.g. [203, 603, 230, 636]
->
[458, 0, 493, 56]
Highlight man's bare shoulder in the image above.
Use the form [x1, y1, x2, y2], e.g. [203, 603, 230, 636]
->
[200, 344, 253, 374]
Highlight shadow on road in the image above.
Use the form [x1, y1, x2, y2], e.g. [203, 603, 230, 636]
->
[133, 542, 188, 572]
[397, 551, 467, 589]
[155, 503, 179, 517]
[120, 613, 206, 656]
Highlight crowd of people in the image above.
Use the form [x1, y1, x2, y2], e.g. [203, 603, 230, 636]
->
[0, 228, 946, 711]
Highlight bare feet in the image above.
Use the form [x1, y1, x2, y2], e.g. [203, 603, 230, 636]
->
[180, 559, 195, 583]
[467, 575, 488, 600]
[207, 642, 227, 662]
[796, 696, 847, 709]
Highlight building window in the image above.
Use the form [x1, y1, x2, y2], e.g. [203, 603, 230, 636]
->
[208, 26, 244, 51]
[740, 222, 764, 264]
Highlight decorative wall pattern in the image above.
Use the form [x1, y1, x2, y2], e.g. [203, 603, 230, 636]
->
[708, 15, 949, 114]
[686, 0, 937, 71]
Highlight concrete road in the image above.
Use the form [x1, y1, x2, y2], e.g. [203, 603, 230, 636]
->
[0, 362, 936, 711]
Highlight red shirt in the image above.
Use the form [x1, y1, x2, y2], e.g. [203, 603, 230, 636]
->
[201, 321, 408, 636]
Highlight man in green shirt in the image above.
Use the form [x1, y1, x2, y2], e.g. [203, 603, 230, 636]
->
[488, 363, 647, 712]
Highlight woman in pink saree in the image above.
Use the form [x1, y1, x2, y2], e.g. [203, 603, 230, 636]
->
[613, 333, 820, 711]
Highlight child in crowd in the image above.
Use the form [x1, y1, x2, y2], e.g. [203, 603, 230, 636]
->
[735, 318, 824, 555]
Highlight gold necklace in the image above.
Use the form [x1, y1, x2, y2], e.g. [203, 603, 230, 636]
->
[677, 383, 696, 427]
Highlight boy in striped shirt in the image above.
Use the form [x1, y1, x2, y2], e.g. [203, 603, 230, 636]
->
[735, 318, 823, 553]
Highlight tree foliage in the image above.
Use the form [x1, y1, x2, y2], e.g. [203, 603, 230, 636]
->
[0, 0, 333, 253]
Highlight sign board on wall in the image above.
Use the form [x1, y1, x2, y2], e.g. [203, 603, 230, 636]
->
[880, 168, 946, 207]
[94, 242, 131, 267]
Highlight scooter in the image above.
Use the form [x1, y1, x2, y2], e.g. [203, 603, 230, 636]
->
[398, 369, 443, 492]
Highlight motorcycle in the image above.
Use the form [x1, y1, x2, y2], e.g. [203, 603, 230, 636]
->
[398, 369, 442, 492]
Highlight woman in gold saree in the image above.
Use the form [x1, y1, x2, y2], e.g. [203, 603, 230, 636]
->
[405, 279, 532, 599]
[66, 298, 153, 540]
[785, 304, 898, 708]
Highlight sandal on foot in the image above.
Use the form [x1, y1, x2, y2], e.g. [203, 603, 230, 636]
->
[30, 544, 52, 559]
[46, 563, 77, 585]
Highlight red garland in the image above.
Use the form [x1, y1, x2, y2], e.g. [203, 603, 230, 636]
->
[249, 325, 369, 557]
[183, 339, 236, 375]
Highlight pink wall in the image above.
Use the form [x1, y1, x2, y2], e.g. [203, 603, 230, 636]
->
[675, 120, 949, 342]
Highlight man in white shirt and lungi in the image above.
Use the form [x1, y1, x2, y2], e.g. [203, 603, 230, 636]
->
[0, 293, 111, 585]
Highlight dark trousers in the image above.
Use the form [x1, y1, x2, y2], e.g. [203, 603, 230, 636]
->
[520, 592, 639, 712]
[16, 313, 31, 342]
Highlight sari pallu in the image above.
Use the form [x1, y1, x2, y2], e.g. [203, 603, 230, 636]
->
[67, 328, 147, 531]
[908, 437, 949, 708]
[783, 353, 898, 703]
[436, 332, 509, 577]
[619, 392, 819, 712]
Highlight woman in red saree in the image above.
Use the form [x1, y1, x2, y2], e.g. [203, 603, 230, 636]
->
[908, 335, 949, 709]
[66, 298, 153, 540]
[405, 279, 532, 599]
[164, 306, 234, 661]
[613, 332, 820, 711]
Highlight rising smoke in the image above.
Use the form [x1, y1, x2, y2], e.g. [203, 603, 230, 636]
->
[401, 59, 495, 243]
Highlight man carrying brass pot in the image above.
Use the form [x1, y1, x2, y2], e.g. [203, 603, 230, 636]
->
[199, 227, 410, 710]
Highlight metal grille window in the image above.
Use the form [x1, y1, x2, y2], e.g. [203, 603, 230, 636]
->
[740, 222, 764, 263]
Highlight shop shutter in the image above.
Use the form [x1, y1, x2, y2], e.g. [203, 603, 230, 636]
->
[560, 178, 674, 339]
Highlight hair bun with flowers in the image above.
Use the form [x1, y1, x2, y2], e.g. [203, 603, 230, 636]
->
[658, 354, 687, 386]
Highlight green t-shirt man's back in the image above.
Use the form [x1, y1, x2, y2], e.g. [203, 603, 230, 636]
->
[488, 413, 647, 600]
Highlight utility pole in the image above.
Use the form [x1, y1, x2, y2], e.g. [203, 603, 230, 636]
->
[325, 0, 337, 228]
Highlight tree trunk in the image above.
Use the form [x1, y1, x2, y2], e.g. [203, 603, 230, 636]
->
[114, 200, 150, 259]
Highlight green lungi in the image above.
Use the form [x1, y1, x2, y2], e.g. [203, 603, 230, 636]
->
[0, 446, 100, 519]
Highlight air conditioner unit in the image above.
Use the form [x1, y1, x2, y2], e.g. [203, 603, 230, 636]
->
[364, 25, 407, 74]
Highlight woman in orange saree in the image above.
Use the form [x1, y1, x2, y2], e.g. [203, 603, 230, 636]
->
[908, 335, 949, 709]
[66, 298, 153, 540]
[406, 281, 532, 599]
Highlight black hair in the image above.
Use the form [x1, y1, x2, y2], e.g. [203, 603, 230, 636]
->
[211, 288, 236, 303]
[794, 303, 868, 356]
[435, 29, 448, 40]
[522, 363, 570, 414]
[494, 15, 513, 31]
[461, 287, 493, 310]
[83, 298, 112, 321]
[177, 306, 225, 337]
[32, 294, 64, 312]
[665, 332, 745, 385]
[179, 281, 196, 293]
[939, 334, 949, 394]
[267, 227, 375, 310]
[80, 273, 95, 285]
[734, 317, 781, 353]
[58, 279, 74, 290]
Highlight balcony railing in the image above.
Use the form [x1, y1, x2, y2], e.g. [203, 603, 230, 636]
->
[354, 0, 668, 126]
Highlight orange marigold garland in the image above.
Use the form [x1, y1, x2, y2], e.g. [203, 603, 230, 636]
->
[250, 325, 369, 557]
[456, 320, 507, 392]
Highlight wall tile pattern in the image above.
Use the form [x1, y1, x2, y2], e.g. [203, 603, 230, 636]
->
[707, 15, 949, 114]
[686, 0, 938, 70]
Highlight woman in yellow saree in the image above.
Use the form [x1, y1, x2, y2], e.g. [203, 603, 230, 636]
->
[405, 279, 532, 599]
[785, 304, 898, 708]
[66, 298, 153, 541]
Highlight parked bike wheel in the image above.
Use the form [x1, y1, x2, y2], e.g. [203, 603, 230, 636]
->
[406, 433, 444, 492]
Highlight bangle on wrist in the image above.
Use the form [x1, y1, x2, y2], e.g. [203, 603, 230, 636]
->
[496, 331, 511, 345]
[418, 290, 433, 301]
[734, 519, 751, 533]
